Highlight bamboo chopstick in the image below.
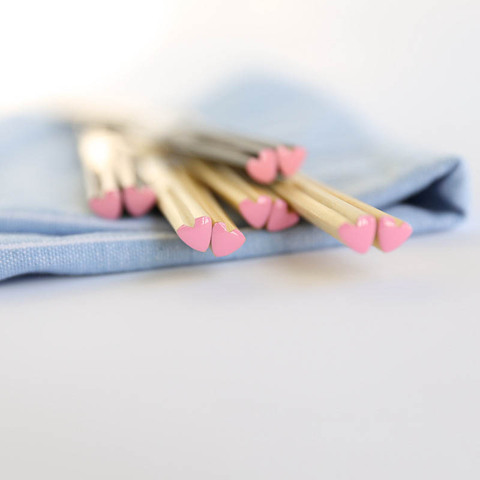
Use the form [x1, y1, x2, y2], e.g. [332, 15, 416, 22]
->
[137, 156, 212, 252]
[291, 173, 412, 252]
[166, 128, 306, 184]
[187, 127, 307, 178]
[271, 182, 376, 253]
[77, 128, 122, 219]
[283, 174, 377, 242]
[166, 135, 276, 184]
[102, 131, 156, 218]
[187, 159, 273, 229]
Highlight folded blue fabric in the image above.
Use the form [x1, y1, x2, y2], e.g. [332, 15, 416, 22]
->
[0, 75, 469, 281]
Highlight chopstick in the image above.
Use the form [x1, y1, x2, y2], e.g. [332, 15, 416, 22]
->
[77, 127, 122, 219]
[188, 127, 306, 178]
[291, 174, 412, 252]
[271, 181, 376, 253]
[111, 134, 156, 217]
[247, 184, 300, 232]
[173, 167, 246, 257]
[187, 159, 273, 229]
[137, 155, 212, 252]
[165, 128, 306, 184]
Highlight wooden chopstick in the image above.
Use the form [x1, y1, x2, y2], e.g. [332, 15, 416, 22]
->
[107, 132, 156, 217]
[77, 127, 122, 219]
[271, 181, 376, 253]
[185, 127, 306, 177]
[187, 128, 273, 155]
[187, 159, 273, 229]
[170, 135, 278, 184]
[137, 156, 212, 252]
[165, 135, 251, 167]
[286, 174, 375, 227]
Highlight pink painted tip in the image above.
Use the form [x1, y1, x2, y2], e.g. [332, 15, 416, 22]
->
[338, 215, 376, 254]
[176, 216, 212, 252]
[238, 195, 273, 229]
[89, 190, 122, 219]
[123, 186, 157, 217]
[266, 199, 300, 232]
[377, 216, 413, 252]
[211, 222, 246, 257]
[246, 148, 278, 184]
[276, 145, 306, 177]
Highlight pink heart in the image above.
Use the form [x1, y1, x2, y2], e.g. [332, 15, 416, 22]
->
[246, 148, 278, 184]
[238, 195, 273, 229]
[338, 215, 376, 253]
[266, 199, 300, 232]
[276, 145, 306, 177]
[377, 216, 413, 252]
[176, 216, 212, 252]
[211, 222, 246, 257]
[123, 186, 157, 217]
[89, 191, 122, 219]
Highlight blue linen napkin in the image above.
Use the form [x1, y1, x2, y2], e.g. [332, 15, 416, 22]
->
[0, 75, 469, 281]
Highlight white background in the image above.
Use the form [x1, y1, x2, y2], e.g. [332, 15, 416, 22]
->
[0, 1, 479, 479]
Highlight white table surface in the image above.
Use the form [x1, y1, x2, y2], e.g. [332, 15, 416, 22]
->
[1, 1, 480, 478]
[1, 220, 479, 479]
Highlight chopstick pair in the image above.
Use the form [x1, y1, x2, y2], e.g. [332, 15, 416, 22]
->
[269, 176, 412, 253]
[288, 174, 413, 252]
[137, 156, 245, 257]
[164, 128, 306, 184]
[77, 127, 156, 219]
[187, 160, 300, 232]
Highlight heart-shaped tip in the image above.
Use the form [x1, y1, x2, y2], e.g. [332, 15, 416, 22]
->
[89, 191, 122, 219]
[338, 215, 376, 253]
[238, 195, 273, 229]
[123, 186, 157, 217]
[276, 145, 306, 177]
[211, 222, 246, 257]
[177, 216, 212, 252]
[246, 148, 278, 184]
[378, 216, 413, 252]
[266, 199, 300, 232]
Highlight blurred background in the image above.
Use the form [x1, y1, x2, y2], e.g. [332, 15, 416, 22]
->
[1, 1, 479, 207]
[2, 0, 478, 199]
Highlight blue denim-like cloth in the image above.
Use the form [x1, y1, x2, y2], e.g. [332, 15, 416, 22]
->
[0, 76, 469, 281]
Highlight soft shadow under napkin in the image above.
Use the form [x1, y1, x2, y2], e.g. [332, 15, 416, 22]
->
[0, 75, 468, 280]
